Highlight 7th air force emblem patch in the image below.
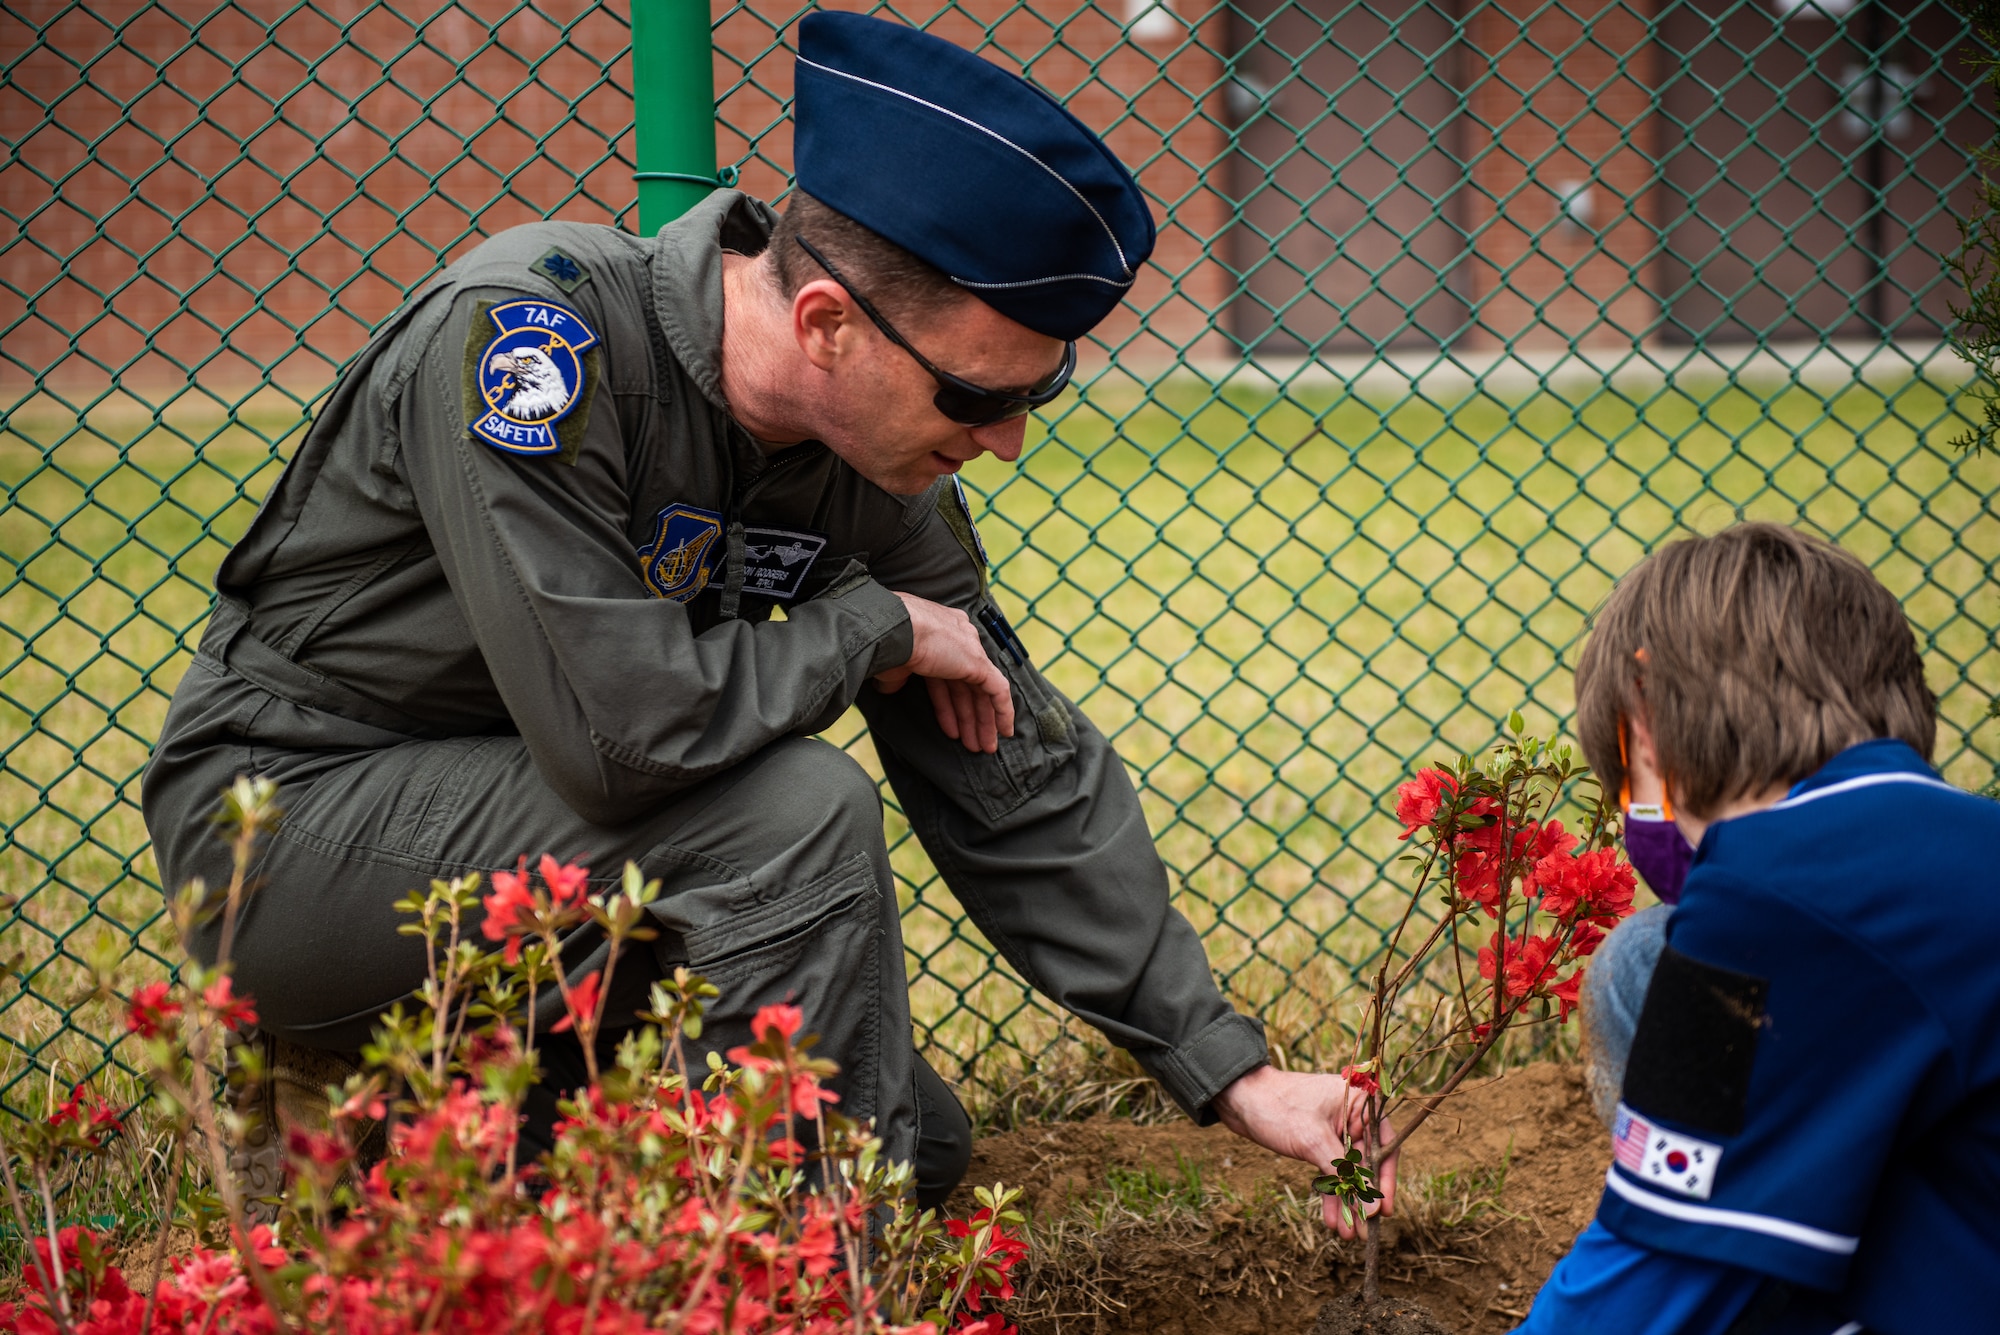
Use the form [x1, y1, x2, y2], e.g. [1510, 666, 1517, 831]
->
[469, 300, 599, 456]
[638, 504, 725, 603]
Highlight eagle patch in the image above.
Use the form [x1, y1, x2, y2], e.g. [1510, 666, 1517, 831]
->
[638, 504, 725, 603]
[469, 299, 599, 456]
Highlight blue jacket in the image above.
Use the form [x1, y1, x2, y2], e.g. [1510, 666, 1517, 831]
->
[1519, 739, 2000, 1335]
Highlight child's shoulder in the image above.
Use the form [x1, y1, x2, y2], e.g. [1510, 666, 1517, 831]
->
[1688, 739, 2000, 1049]
[1709, 738, 1997, 886]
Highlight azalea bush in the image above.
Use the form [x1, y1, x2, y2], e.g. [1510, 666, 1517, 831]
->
[1316, 715, 1637, 1300]
[1, 778, 1024, 1334]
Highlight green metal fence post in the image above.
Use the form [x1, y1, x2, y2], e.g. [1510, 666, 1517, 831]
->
[632, 0, 724, 235]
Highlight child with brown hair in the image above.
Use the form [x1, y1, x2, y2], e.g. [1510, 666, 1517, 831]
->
[1515, 522, 1999, 1335]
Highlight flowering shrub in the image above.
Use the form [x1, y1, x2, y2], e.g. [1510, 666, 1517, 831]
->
[1318, 715, 1637, 1299]
[2, 779, 1024, 1334]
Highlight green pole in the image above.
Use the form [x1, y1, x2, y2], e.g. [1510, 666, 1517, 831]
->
[632, 0, 730, 236]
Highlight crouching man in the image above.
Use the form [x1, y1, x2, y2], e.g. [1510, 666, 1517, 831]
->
[143, 11, 1386, 1221]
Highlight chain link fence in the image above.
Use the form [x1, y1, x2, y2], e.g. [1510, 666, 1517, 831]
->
[4, 0, 1996, 1113]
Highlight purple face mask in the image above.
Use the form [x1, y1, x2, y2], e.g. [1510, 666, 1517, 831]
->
[1622, 807, 1694, 905]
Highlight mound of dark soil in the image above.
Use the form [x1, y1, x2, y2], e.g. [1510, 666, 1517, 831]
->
[952, 1061, 1608, 1335]
[1310, 1292, 1456, 1335]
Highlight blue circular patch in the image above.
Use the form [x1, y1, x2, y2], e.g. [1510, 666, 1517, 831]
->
[468, 299, 599, 456]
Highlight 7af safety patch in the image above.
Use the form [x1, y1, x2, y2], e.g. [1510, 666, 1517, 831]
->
[1613, 1102, 1723, 1199]
[465, 299, 599, 458]
[741, 526, 828, 601]
[638, 504, 725, 603]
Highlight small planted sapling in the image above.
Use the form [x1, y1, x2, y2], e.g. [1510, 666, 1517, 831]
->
[1315, 714, 1637, 1301]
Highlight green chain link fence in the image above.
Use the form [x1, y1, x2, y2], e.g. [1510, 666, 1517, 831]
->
[4, 0, 1996, 1116]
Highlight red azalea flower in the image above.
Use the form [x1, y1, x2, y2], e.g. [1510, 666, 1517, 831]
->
[1394, 767, 1457, 837]
[1567, 919, 1608, 958]
[481, 856, 536, 962]
[1339, 1063, 1380, 1098]
[48, 1088, 122, 1149]
[953, 1318, 1019, 1335]
[754, 1002, 804, 1043]
[552, 970, 602, 1034]
[202, 975, 259, 1031]
[125, 979, 181, 1039]
[287, 1127, 351, 1171]
[1478, 931, 1559, 1001]
[538, 854, 590, 908]
[1552, 967, 1586, 1022]
[790, 1072, 839, 1118]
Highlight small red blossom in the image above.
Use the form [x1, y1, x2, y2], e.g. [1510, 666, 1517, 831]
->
[1394, 767, 1458, 837]
[552, 970, 602, 1034]
[790, 1072, 839, 1119]
[1478, 931, 1560, 1002]
[47, 1088, 122, 1149]
[952, 1318, 1018, 1335]
[538, 854, 590, 908]
[286, 1127, 351, 1172]
[1552, 967, 1586, 1023]
[202, 975, 258, 1031]
[125, 979, 181, 1039]
[1340, 1063, 1380, 1098]
[481, 856, 536, 963]
[754, 1002, 804, 1043]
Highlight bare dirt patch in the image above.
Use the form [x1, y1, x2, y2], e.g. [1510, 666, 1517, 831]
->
[951, 1061, 1607, 1335]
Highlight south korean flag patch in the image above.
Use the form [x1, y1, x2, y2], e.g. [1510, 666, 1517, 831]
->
[1613, 1102, 1723, 1200]
[469, 299, 599, 456]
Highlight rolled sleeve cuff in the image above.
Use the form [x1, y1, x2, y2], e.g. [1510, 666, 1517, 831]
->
[1144, 1011, 1269, 1124]
[832, 575, 913, 678]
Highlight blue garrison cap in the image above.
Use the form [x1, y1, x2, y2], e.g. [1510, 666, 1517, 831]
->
[794, 11, 1155, 342]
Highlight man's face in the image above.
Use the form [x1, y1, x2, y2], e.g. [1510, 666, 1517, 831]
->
[796, 282, 1068, 495]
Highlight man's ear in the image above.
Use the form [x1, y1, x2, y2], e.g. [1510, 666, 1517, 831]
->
[792, 279, 858, 373]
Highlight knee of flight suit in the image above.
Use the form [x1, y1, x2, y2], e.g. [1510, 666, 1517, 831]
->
[751, 735, 887, 857]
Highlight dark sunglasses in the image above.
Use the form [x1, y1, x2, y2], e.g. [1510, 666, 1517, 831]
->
[794, 235, 1076, 427]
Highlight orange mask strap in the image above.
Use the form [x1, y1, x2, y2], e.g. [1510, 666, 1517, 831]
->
[1618, 714, 1675, 820]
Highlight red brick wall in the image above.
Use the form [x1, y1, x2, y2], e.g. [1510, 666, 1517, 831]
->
[4, 0, 1234, 398]
[1462, 0, 1661, 351]
[1, 0, 635, 397]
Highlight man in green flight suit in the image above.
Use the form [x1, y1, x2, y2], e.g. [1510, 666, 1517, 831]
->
[143, 12, 1388, 1221]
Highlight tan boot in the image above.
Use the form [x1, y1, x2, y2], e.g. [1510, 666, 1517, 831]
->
[223, 1032, 384, 1222]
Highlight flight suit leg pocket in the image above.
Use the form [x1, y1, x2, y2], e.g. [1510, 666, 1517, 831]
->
[956, 647, 1080, 823]
[675, 853, 887, 1125]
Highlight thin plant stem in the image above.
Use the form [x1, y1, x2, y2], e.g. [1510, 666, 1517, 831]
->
[140, 1132, 186, 1335]
[0, 1144, 67, 1333]
[33, 1160, 72, 1323]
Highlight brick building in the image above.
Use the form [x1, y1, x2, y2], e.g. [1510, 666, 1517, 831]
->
[2, 0, 1989, 396]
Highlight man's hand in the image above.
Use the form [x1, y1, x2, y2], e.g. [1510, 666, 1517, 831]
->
[875, 592, 1016, 754]
[1211, 1064, 1398, 1239]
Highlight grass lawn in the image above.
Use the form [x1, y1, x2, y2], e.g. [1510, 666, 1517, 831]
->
[3, 369, 1996, 1112]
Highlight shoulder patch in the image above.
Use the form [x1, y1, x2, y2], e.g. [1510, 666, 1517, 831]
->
[533, 246, 590, 294]
[1623, 944, 1768, 1137]
[464, 299, 600, 459]
[1612, 1101, 1724, 1199]
[638, 503, 725, 603]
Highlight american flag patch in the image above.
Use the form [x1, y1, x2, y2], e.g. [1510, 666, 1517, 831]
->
[1612, 1102, 1724, 1200]
[1612, 1104, 1650, 1173]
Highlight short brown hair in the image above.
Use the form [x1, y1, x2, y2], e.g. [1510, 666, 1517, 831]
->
[1575, 523, 1935, 818]
[769, 190, 967, 328]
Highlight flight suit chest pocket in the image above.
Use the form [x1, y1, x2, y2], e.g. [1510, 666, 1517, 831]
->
[958, 632, 1079, 822]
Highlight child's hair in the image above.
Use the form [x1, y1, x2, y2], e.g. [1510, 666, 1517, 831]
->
[1575, 523, 1935, 818]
